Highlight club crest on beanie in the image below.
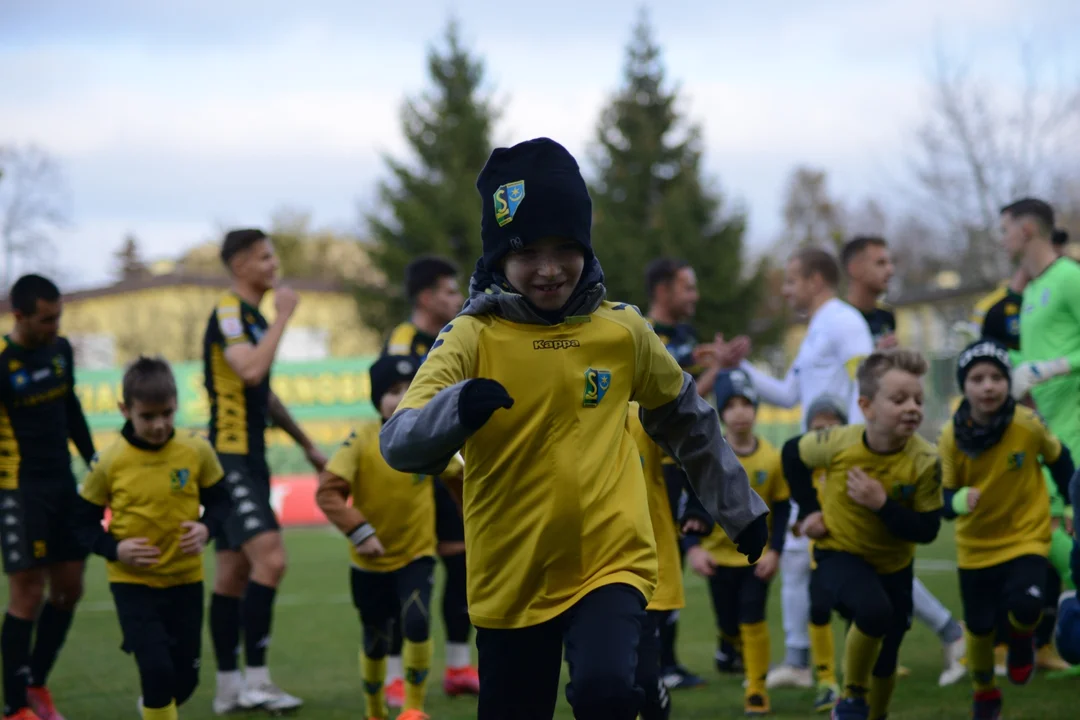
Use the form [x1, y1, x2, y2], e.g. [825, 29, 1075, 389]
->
[476, 137, 593, 270]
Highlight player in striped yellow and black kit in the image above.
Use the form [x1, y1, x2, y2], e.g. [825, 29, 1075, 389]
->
[317, 355, 460, 720]
[783, 349, 943, 720]
[939, 340, 1074, 719]
[686, 371, 790, 716]
[73, 357, 232, 720]
[380, 137, 769, 720]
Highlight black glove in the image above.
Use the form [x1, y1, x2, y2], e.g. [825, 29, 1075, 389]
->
[734, 513, 769, 564]
[458, 378, 514, 431]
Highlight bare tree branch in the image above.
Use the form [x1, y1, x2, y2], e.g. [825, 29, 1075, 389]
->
[0, 144, 70, 290]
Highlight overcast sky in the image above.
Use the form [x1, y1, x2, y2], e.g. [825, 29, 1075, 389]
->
[3, 0, 1078, 289]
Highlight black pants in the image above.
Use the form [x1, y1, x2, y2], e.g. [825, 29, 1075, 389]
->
[707, 565, 769, 638]
[635, 610, 671, 720]
[111, 582, 203, 709]
[350, 557, 435, 657]
[476, 583, 646, 720]
[812, 550, 913, 677]
[960, 555, 1047, 637]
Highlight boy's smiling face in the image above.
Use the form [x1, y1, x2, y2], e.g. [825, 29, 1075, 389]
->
[963, 361, 1009, 419]
[501, 237, 585, 311]
[121, 396, 177, 445]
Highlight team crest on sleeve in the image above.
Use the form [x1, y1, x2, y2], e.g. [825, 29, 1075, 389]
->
[493, 180, 525, 227]
[583, 368, 611, 408]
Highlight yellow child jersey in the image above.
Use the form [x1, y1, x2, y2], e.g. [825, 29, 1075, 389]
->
[797, 424, 942, 574]
[80, 429, 225, 588]
[702, 438, 789, 568]
[627, 403, 684, 612]
[939, 406, 1063, 569]
[325, 422, 452, 573]
[392, 303, 689, 629]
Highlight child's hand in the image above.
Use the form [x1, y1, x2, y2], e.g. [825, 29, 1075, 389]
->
[801, 511, 828, 539]
[847, 467, 887, 510]
[688, 546, 716, 577]
[179, 522, 209, 555]
[966, 488, 981, 513]
[117, 538, 161, 567]
[754, 549, 780, 581]
[355, 534, 385, 557]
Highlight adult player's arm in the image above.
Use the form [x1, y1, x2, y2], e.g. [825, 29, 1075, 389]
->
[268, 392, 316, 450]
[781, 433, 822, 519]
[221, 314, 289, 387]
[876, 458, 942, 544]
[380, 321, 479, 475]
[62, 340, 95, 466]
[194, 438, 231, 537]
[73, 456, 119, 560]
[316, 433, 368, 535]
[737, 360, 799, 408]
[635, 327, 769, 540]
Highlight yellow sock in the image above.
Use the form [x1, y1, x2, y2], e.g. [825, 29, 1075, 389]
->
[967, 630, 997, 692]
[1008, 610, 1039, 634]
[842, 625, 883, 700]
[404, 638, 433, 711]
[868, 673, 897, 718]
[141, 700, 178, 720]
[809, 622, 836, 686]
[360, 650, 388, 719]
[740, 621, 770, 695]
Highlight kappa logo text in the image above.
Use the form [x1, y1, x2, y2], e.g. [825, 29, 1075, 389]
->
[533, 339, 581, 350]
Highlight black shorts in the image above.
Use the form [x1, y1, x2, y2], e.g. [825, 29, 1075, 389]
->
[434, 479, 464, 544]
[707, 564, 770, 632]
[0, 482, 89, 574]
[111, 581, 203, 656]
[812, 549, 914, 635]
[213, 454, 279, 552]
[959, 555, 1048, 636]
[350, 557, 436, 636]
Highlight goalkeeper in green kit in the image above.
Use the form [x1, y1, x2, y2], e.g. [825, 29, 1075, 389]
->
[1000, 200, 1078, 610]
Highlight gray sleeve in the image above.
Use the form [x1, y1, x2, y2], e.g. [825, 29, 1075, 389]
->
[640, 373, 769, 540]
[379, 381, 473, 475]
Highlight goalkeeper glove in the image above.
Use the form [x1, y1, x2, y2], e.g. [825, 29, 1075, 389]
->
[1011, 358, 1071, 400]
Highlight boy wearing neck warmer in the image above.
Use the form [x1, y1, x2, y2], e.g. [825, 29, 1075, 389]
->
[379, 137, 769, 720]
[939, 339, 1075, 719]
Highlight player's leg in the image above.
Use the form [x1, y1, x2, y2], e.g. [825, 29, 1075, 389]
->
[210, 544, 248, 714]
[867, 565, 914, 720]
[706, 567, 742, 675]
[563, 583, 647, 719]
[111, 583, 179, 720]
[162, 583, 204, 708]
[636, 610, 671, 720]
[770, 537, 813, 689]
[396, 557, 436, 715]
[911, 576, 966, 686]
[1001, 555, 1048, 686]
[435, 480, 478, 697]
[351, 565, 399, 720]
[476, 621, 562, 720]
[958, 564, 1003, 720]
[808, 555, 839, 713]
[739, 568, 772, 716]
[818, 551, 892, 718]
[1035, 563, 1069, 669]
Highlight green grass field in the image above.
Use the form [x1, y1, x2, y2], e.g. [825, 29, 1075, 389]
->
[9, 528, 1076, 719]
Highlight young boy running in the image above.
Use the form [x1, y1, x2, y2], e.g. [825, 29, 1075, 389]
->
[73, 357, 232, 720]
[379, 137, 769, 720]
[783, 349, 943, 720]
[316, 355, 455, 720]
[939, 339, 1074, 719]
[686, 370, 790, 716]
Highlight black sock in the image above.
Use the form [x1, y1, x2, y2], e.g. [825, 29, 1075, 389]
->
[659, 610, 679, 669]
[243, 581, 277, 668]
[210, 594, 242, 672]
[28, 602, 74, 688]
[441, 553, 471, 644]
[2, 613, 33, 714]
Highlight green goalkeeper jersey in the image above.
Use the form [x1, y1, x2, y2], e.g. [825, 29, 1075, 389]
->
[1019, 258, 1080, 452]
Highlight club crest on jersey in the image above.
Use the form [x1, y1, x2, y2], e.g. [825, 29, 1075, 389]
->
[1007, 451, 1026, 471]
[493, 180, 525, 227]
[583, 368, 611, 408]
[171, 468, 190, 492]
[891, 484, 916, 502]
[755, 469, 768, 486]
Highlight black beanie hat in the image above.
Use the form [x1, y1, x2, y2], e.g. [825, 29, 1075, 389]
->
[714, 369, 759, 412]
[956, 338, 1011, 391]
[369, 355, 419, 413]
[476, 137, 593, 270]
